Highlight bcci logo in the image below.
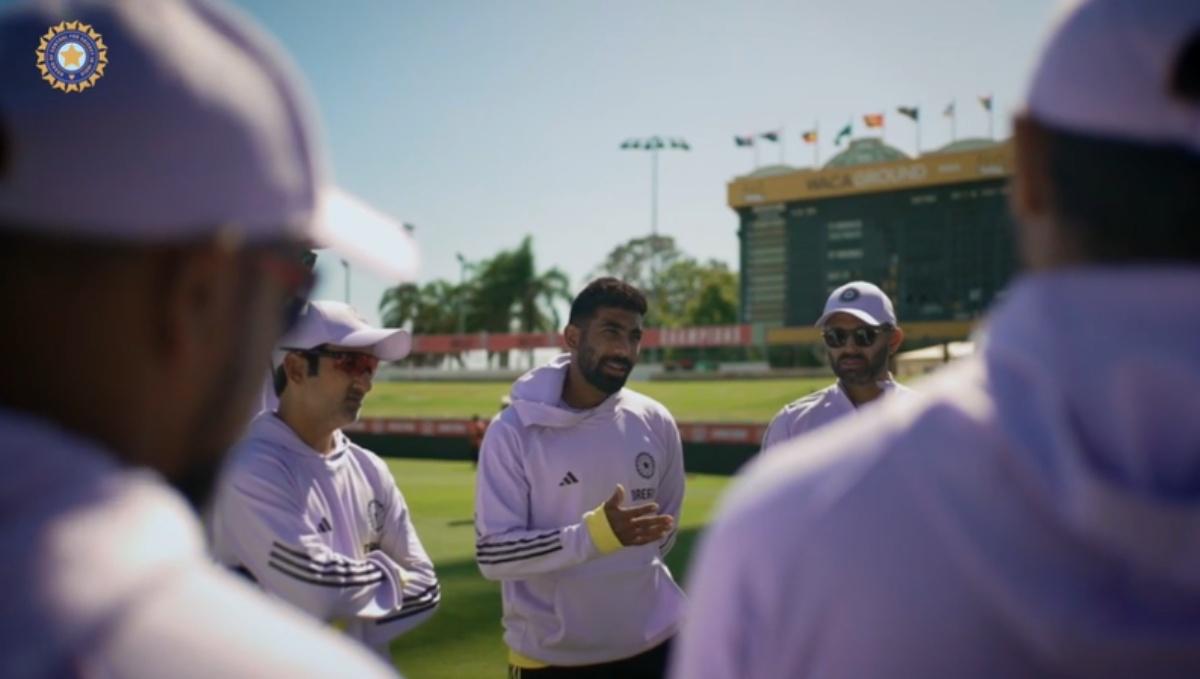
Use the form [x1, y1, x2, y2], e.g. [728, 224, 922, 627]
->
[635, 452, 656, 479]
[367, 499, 385, 533]
[839, 287, 860, 302]
[36, 21, 108, 93]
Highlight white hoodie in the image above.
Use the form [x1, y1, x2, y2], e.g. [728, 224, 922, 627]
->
[0, 408, 397, 678]
[475, 354, 686, 667]
[673, 268, 1200, 679]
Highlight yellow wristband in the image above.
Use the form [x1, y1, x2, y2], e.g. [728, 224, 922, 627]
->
[583, 502, 622, 555]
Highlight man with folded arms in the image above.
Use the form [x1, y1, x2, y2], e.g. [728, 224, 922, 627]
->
[211, 301, 439, 659]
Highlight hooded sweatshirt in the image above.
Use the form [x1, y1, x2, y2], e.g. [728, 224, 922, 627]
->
[672, 268, 1200, 679]
[0, 408, 397, 678]
[209, 412, 439, 657]
[475, 354, 686, 667]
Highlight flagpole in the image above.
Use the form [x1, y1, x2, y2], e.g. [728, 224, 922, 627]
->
[780, 124, 786, 164]
[650, 146, 658, 240]
[952, 100, 958, 142]
[753, 139, 760, 169]
[989, 102, 995, 140]
[814, 121, 820, 168]
[916, 111, 922, 156]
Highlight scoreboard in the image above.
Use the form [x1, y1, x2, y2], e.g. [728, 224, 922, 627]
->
[730, 139, 1017, 337]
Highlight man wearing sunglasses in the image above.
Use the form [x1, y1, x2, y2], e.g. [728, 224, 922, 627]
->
[761, 281, 912, 453]
[0, 1, 399, 677]
[673, 1, 1200, 677]
[210, 301, 439, 659]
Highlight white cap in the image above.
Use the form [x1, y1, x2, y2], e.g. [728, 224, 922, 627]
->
[815, 281, 897, 327]
[0, 0, 419, 281]
[1026, 0, 1200, 153]
[278, 301, 411, 362]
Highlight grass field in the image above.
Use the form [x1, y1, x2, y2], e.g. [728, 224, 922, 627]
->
[363, 378, 831, 423]
[383, 458, 733, 678]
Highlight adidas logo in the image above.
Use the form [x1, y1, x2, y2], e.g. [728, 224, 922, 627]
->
[317, 517, 332, 533]
[558, 471, 579, 487]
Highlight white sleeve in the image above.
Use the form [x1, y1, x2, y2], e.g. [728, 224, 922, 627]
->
[474, 420, 622, 581]
[760, 408, 791, 454]
[655, 416, 686, 557]
[92, 564, 402, 679]
[345, 479, 440, 653]
[213, 465, 408, 624]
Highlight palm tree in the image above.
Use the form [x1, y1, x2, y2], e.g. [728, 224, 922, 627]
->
[379, 281, 467, 367]
[470, 236, 572, 368]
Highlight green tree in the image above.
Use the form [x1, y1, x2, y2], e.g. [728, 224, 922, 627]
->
[592, 235, 738, 328]
[379, 280, 467, 367]
[465, 236, 572, 368]
[587, 235, 685, 325]
[586, 234, 683, 292]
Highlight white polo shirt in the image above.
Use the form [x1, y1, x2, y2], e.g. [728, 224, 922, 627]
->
[761, 377, 913, 452]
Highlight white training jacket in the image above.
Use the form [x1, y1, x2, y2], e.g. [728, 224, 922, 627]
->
[209, 412, 438, 656]
[0, 407, 397, 679]
[672, 268, 1200, 679]
[475, 354, 686, 668]
[761, 376, 914, 453]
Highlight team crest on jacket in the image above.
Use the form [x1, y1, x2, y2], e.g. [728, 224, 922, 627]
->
[368, 499, 385, 533]
[36, 21, 108, 93]
[635, 452, 656, 479]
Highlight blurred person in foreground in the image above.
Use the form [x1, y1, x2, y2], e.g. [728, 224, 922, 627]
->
[672, 1, 1200, 677]
[761, 281, 912, 453]
[0, 0, 398, 676]
[210, 301, 439, 658]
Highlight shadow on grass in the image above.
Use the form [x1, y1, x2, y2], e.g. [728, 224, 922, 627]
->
[389, 526, 707, 679]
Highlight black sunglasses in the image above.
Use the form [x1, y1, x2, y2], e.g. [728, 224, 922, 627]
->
[822, 325, 888, 349]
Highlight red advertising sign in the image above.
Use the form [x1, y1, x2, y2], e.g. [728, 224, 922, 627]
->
[347, 417, 764, 446]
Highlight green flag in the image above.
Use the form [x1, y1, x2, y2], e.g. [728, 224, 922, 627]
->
[835, 123, 852, 146]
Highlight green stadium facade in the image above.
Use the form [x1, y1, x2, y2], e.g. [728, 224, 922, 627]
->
[729, 137, 1016, 347]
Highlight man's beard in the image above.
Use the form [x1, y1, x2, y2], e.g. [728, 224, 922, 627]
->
[831, 346, 890, 386]
[578, 342, 633, 395]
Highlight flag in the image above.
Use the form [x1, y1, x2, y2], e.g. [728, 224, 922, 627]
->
[834, 123, 852, 146]
[670, 138, 691, 150]
[801, 130, 817, 143]
[897, 106, 919, 121]
[734, 135, 755, 147]
[979, 95, 993, 112]
[760, 130, 780, 143]
[943, 101, 956, 117]
[863, 113, 884, 129]
[620, 139, 640, 149]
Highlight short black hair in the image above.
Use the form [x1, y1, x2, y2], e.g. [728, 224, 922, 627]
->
[272, 349, 321, 397]
[568, 277, 648, 326]
[1041, 124, 1200, 263]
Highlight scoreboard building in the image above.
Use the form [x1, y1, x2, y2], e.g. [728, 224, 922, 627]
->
[728, 137, 1017, 346]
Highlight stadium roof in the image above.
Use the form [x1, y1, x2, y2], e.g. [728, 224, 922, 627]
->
[926, 137, 1003, 155]
[741, 164, 800, 179]
[824, 138, 909, 168]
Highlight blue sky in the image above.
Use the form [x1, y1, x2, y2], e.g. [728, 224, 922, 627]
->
[234, 0, 1059, 324]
